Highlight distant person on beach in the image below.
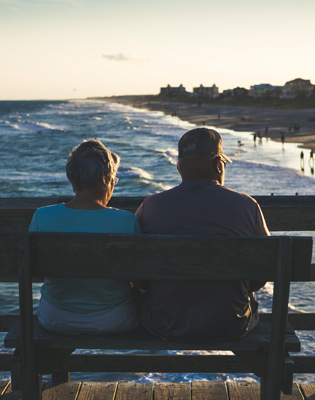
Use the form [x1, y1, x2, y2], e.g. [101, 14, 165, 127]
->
[300, 151, 305, 172]
[309, 150, 314, 175]
[136, 128, 270, 341]
[29, 139, 140, 335]
[280, 131, 285, 149]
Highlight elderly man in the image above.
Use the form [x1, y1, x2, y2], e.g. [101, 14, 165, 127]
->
[135, 128, 270, 341]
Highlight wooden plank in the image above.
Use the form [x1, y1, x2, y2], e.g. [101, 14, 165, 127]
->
[228, 382, 260, 400]
[0, 315, 19, 332]
[29, 234, 312, 281]
[34, 354, 315, 375]
[0, 216, 33, 232]
[154, 382, 191, 400]
[42, 382, 81, 400]
[0, 381, 11, 397]
[115, 382, 153, 400]
[4, 320, 301, 352]
[192, 381, 228, 399]
[299, 383, 315, 398]
[76, 382, 117, 400]
[227, 382, 304, 399]
[0, 233, 19, 281]
[0, 353, 13, 372]
[35, 354, 250, 374]
[2, 195, 315, 231]
[291, 239, 313, 281]
[4, 310, 315, 336]
[280, 383, 304, 399]
[253, 195, 315, 231]
[0, 388, 23, 400]
[292, 356, 315, 373]
[7, 232, 312, 281]
[265, 236, 292, 399]
[18, 233, 40, 400]
[260, 313, 315, 330]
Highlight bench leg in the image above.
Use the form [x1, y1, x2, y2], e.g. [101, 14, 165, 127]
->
[260, 377, 266, 400]
[10, 349, 21, 391]
[52, 370, 71, 384]
[282, 354, 294, 395]
[234, 351, 268, 377]
[10, 349, 41, 396]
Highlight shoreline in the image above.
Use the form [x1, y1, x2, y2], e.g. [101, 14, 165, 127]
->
[104, 97, 315, 151]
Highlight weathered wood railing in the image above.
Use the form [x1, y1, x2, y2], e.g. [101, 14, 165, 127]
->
[1, 195, 315, 232]
[0, 196, 315, 398]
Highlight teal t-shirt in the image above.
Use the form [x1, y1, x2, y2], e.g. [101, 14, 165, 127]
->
[29, 203, 141, 312]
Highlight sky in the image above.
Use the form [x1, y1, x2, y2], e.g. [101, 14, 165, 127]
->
[1, 0, 315, 100]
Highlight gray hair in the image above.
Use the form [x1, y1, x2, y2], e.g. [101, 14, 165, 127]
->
[66, 139, 120, 191]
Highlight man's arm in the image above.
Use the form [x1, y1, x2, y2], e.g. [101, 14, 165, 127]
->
[249, 201, 271, 292]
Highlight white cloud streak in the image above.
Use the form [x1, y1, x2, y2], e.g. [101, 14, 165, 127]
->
[102, 53, 149, 65]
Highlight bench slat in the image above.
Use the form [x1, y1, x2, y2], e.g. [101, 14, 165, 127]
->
[4, 320, 301, 353]
[2, 312, 315, 333]
[0, 353, 314, 374]
[27, 233, 311, 282]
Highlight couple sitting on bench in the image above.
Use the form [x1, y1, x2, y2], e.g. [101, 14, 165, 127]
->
[29, 127, 270, 342]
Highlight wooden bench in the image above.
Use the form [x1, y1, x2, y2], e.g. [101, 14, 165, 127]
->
[1, 231, 313, 400]
[0, 196, 315, 397]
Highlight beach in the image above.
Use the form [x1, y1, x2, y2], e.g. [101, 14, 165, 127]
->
[106, 97, 315, 150]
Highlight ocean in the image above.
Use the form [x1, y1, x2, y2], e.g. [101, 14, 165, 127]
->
[0, 99, 314, 384]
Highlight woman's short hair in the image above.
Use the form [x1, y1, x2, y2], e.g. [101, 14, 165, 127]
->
[66, 139, 120, 191]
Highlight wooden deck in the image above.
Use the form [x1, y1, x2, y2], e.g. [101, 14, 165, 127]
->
[1, 380, 315, 400]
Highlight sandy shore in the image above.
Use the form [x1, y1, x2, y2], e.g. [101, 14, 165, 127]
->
[107, 98, 315, 150]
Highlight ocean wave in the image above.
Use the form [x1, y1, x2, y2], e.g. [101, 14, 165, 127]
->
[0, 120, 20, 130]
[154, 148, 178, 165]
[119, 167, 154, 180]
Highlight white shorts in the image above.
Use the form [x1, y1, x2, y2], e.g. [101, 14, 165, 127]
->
[38, 297, 138, 335]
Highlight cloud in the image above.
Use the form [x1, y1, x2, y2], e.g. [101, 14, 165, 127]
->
[102, 53, 149, 65]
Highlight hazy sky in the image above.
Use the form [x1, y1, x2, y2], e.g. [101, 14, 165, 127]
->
[1, 0, 314, 100]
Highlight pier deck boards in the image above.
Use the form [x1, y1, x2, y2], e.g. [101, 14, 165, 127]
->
[0, 381, 314, 400]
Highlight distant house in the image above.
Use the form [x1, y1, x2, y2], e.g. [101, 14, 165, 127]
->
[193, 84, 219, 98]
[270, 86, 283, 98]
[232, 87, 248, 97]
[283, 78, 314, 97]
[249, 84, 274, 97]
[222, 89, 233, 98]
[160, 84, 188, 97]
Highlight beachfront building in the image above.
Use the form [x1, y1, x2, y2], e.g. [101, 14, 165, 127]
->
[232, 87, 248, 97]
[283, 78, 314, 97]
[160, 84, 188, 97]
[222, 89, 233, 98]
[193, 84, 219, 98]
[221, 87, 248, 98]
[249, 84, 275, 97]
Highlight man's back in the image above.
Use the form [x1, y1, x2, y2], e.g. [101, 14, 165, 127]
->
[136, 180, 269, 341]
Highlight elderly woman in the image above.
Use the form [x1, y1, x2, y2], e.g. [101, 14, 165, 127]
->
[29, 139, 141, 335]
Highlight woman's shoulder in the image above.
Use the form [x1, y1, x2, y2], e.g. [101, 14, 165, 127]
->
[34, 203, 64, 216]
[106, 207, 137, 219]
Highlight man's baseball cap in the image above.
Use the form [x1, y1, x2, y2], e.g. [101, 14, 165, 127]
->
[178, 128, 232, 163]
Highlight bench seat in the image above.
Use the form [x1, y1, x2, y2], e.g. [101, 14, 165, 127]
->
[5, 319, 301, 353]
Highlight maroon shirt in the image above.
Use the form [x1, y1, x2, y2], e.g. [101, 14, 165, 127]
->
[135, 180, 269, 341]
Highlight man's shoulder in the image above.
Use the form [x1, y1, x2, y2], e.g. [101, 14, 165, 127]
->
[142, 185, 181, 203]
[219, 185, 256, 203]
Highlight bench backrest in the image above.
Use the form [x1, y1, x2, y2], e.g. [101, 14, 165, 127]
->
[0, 232, 312, 281]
